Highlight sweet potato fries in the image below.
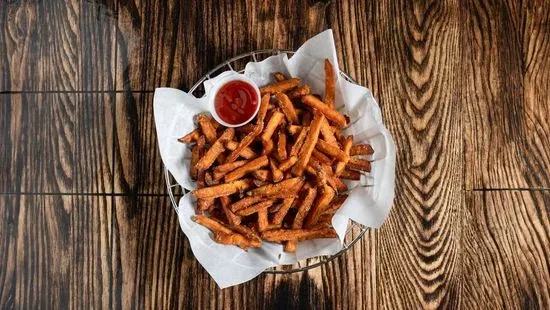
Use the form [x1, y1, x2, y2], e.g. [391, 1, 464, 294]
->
[178, 60, 374, 252]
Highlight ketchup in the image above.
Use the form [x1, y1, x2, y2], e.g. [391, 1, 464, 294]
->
[214, 80, 259, 125]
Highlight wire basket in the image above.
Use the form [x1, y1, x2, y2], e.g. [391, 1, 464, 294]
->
[164, 49, 368, 274]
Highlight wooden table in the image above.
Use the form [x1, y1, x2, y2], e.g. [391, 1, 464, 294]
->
[1, 0, 549, 308]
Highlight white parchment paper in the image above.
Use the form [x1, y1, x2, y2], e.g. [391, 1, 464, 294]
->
[154, 30, 396, 288]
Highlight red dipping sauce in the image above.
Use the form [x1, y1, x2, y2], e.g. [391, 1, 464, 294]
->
[214, 80, 259, 125]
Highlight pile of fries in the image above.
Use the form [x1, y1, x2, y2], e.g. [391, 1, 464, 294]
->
[178, 59, 373, 252]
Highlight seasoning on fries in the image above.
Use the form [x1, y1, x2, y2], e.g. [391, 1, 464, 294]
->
[287, 84, 310, 100]
[273, 72, 287, 82]
[340, 169, 361, 180]
[347, 157, 372, 172]
[301, 95, 348, 128]
[275, 92, 299, 124]
[225, 141, 257, 159]
[213, 160, 248, 181]
[278, 156, 298, 172]
[247, 177, 304, 198]
[236, 200, 274, 216]
[178, 59, 374, 252]
[178, 129, 200, 144]
[224, 155, 269, 182]
[291, 112, 324, 176]
[193, 179, 251, 199]
[196, 128, 234, 171]
[324, 59, 336, 109]
[214, 232, 259, 249]
[260, 78, 300, 95]
[261, 227, 338, 242]
[276, 130, 288, 161]
[196, 114, 218, 143]
[320, 118, 338, 146]
[350, 144, 374, 156]
[269, 158, 284, 183]
[334, 136, 353, 176]
[252, 169, 270, 182]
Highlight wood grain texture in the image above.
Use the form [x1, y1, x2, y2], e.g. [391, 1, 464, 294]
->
[0, 93, 114, 193]
[329, 0, 379, 95]
[116, 0, 330, 91]
[463, 191, 550, 309]
[112, 195, 376, 309]
[0, 195, 114, 309]
[463, 0, 550, 190]
[353, 0, 463, 308]
[113, 92, 173, 194]
[0, 0, 116, 91]
[111, 196, 184, 309]
[2, 192, 548, 309]
[1, 0, 550, 308]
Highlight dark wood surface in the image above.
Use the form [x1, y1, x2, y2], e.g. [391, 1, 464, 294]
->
[1, 0, 549, 309]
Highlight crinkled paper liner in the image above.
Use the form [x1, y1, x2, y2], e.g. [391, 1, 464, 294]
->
[153, 30, 396, 288]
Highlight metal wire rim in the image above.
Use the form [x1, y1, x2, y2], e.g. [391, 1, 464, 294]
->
[164, 49, 368, 274]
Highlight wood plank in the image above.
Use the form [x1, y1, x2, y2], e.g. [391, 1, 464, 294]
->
[332, 2, 466, 303]
[0, 192, 462, 309]
[462, 191, 550, 308]
[111, 195, 376, 309]
[328, 0, 379, 93]
[0, 194, 114, 308]
[78, 0, 118, 91]
[0, 0, 548, 308]
[0, 0, 116, 91]
[0, 93, 114, 193]
[1, 192, 545, 308]
[115, 0, 330, 91]
[317, 230, 377, 310]
[355, 0, 463, 308]
[111, 195, 188, 309]
[462, 0, 550, 189]
[114, 92, 174, 194]
[74, 92, 115, 193]
[518, 1, 550, 188]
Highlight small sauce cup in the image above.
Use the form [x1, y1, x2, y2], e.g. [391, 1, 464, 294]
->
[208, 74, 261, 127]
